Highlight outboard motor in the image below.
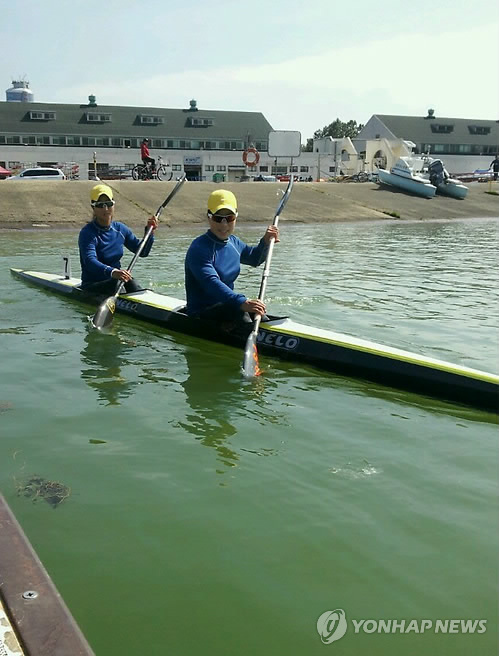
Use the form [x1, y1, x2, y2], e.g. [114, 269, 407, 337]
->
[428, 159, 446, 187]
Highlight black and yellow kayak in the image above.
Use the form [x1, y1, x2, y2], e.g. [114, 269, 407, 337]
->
[10, 268, 499, 413]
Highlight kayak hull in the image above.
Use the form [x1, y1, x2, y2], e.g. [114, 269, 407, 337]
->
[10, 268, 499, 413]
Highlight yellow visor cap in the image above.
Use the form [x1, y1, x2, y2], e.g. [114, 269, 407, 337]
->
[90, 183, 113, 202]
[207, 189, 237, 215]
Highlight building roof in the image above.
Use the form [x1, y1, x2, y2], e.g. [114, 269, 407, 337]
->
[0, 100, 273, 141]
[370, 114, 499, 146]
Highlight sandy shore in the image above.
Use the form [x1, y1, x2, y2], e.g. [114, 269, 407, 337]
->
[1, 180, 497, 229]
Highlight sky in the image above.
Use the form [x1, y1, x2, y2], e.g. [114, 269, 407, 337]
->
[1, 0, 498, 141]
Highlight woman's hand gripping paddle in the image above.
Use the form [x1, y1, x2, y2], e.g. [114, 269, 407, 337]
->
[91, 175, 186, 330]
[242, 175, 294, 377]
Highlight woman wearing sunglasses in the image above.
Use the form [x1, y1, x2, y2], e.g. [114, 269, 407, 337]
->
[184, 189, 279, 324]
[78, 183, 158, 295]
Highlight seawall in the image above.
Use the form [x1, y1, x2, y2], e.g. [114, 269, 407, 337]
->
[1, 180, 498, 229]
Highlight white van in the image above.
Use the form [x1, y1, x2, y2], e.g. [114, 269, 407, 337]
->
[6, 167, 66, 181]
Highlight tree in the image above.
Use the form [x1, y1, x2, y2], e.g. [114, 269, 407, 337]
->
[314, 118, 364, 140]
[301, 118, 364, 151]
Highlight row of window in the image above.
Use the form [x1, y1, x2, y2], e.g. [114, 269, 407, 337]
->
[419, 143, 499, 155]
[429, 124, 492, 136]
[3, 158, 311, 176]
[0, 134, 267, 151]
[26, 112, 216, 127]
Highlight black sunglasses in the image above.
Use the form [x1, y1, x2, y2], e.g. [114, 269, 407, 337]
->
[92, 200, 115, 209]
[209, 212, 237, 223]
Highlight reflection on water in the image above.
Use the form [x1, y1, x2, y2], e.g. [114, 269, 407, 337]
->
[80, 326, 137, 406]
[177, 346, 282, 475]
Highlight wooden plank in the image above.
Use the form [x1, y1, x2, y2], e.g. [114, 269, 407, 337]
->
[0, 494, 95, 656]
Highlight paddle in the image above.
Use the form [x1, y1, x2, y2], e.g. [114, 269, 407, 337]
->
[91, 175, 186, 329]
[242, 175, 294, 377]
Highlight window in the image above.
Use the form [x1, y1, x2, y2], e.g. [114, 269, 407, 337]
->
[23, 136, 37, 145]
[152, 139, 164, 148]
[82, 137, 96, 146]
[179, 140, 191, 149]
[300, 166, 309, 172]
[188, 117, 214, 127]
[22, 168, 60, 177]
[139, 115, 164, 125]
[66, 136, 81, 146]
[272, 166, 288, 174]
[468, 125, 491, 135]
[166, 140, 178, 148]
[205, 165, 214, 171]
[432, 144, 445, 152]
[217, 165, 226, 171]
[458, 144, 471, 153]
[85, 112, 112, 122]
[259, 165, 268, 172]
[0, 136, 6, 144]
[52, 136, 67, 146]
[95, 138, 109, 146]
[172, 164, 182, 171]
[290, 166, 298, 172]
[255, 142, 267, 151]
[6, 136, 21, 144]
[430, 124, 454, 134]
[29, 111, 56, 120]
[329, 166, 335, 172]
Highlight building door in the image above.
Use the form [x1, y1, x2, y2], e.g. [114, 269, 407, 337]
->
[184, 165, 202, 181]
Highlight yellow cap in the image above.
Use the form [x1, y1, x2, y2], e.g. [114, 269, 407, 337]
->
[90, 184, 113, 203]
[207, 189, 237, 215]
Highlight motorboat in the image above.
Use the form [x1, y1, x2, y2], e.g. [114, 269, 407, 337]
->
[378, 156, 468, 199]
[377, 157, 437, 198]
[426, 159, 468, 199]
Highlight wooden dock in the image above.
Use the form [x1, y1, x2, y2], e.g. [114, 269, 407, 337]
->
[0, 494, 95, 655]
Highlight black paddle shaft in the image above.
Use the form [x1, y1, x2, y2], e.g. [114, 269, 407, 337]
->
[115, 175, 186, 296]
[242, 176, 294, 376]
[253, 176, 294, 316]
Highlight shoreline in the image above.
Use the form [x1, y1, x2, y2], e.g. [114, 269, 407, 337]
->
[1, 180, 497, 230]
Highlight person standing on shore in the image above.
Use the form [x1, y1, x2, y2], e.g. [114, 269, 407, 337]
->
[184, 189, 279, 325]
[140, 138, 155, 173]
[79, 184, 158, 296]
[489, 155, 499, 181]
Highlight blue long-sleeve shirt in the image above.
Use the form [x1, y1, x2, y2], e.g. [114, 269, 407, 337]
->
[78, 219, 154, 287]
[184, 230, 268, 316]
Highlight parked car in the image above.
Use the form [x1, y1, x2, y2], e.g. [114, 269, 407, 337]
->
[5, 167, 66, 181]
[254, 174, 277, 182]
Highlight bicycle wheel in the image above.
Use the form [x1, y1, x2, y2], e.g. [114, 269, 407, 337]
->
[132, 165, 142, 181]
[156, 166, 171, 181]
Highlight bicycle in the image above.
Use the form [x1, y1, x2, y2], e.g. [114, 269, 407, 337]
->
[132, 155, 172, 181]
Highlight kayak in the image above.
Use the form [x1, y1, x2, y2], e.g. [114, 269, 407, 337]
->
[10, 268, 499, 413]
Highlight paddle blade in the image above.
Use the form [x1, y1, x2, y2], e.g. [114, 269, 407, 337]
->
[242, 332, 262, 378]
[91, 296, 116, 330]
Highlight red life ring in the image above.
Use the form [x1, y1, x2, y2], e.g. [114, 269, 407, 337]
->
[243, 147, 260, 167]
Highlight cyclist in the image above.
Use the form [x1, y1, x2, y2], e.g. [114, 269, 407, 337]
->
[140, 138, 155, 175]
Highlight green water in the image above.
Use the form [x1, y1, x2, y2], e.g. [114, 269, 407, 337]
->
[0, 218, 498, 655]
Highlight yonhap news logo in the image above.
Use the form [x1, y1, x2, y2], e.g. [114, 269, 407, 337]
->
[317, 610, 348, 644]
[316, 609, 487, 644]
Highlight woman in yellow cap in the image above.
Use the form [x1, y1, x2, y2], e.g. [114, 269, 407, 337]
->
[184, 189, 279, 324]
[78, 183, 158, 295]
